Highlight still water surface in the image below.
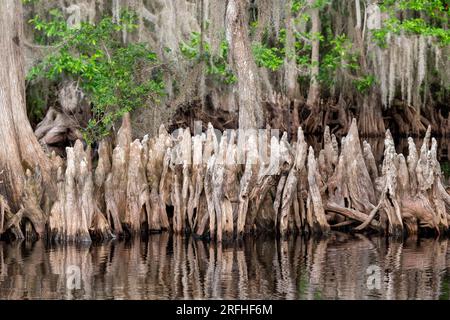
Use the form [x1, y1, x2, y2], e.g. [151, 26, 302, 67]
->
[1, 234, 450, 300]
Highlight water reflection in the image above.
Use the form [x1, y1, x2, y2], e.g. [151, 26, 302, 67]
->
[1, 233, 450, 300]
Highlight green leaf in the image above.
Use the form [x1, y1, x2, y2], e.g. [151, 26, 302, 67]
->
[27, 10, 165, 145]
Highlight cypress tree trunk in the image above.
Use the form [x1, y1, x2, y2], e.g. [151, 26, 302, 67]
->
[306, 2, 321, 107]
[226, 0, 264, 129]
[0, 0, 51, 225]
[284, 0, 300, 100]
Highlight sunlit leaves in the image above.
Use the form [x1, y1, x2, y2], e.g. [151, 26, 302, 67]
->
[252, 43, 284, 71]
[353, 75, 376, 93]
[27, 10, 164, 145]
[374, 0, 449, 47]
[180, 31, 236, 84]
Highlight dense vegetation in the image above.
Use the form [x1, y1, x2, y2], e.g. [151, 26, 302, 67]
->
[22, 0, 450, 144]
[0, 0, 450, 244]
[26, 9, 164, 144]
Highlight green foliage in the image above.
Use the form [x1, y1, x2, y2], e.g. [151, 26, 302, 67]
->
[250, 22, 367, 93]
[292, 0, 332, 11]
[311, 0, 332, 10]
[27, 10, 164, 145]
[180, 32, 236, 84]
[293, 34, 312, 66]
[326, 35, 359, 70]
[252, 43, 284, 71]
[380, 0, 449, 16]
[441, 161, 450, 179]
[292, 0, 306, 14]
[311, 27, 374, 93]
[180, 32, 202, 60]
[439, 274, 450, 300]
[27, 93, 47, 124]
[249, 20, 259, 37]
[373, 0, 450, 46]
[353, 74, 376, 93]
[302, 25, 361, 90]
[319, 33, 358, 85]
[252, 3, 371, 94]
[371, 28, 390, 48]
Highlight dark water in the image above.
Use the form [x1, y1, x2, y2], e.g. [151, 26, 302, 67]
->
[1, 234, 450, 300]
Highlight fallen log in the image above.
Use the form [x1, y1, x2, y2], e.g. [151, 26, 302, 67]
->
[325, 202, 382, 232]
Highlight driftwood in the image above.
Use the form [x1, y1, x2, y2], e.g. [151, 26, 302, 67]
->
[3, 114, 450, 242]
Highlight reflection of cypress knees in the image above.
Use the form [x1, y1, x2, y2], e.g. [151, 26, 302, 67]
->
[1, 235, 448, 299]
[2, 115, 450, 242]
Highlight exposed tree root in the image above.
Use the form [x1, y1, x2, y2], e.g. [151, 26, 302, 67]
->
[34, 81, 90, 156]
[261, 94, 450, 138]
[5, 109, 450, 241]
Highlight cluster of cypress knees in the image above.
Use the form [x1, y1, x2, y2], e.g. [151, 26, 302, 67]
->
[1, 114, 449, 243]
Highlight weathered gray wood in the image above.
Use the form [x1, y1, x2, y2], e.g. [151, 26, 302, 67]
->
[8, 114, 450, 241]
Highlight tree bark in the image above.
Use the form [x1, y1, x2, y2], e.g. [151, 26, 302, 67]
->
[0, 0, 51, 235]
[226, 0, 264, 129]
[284, 0, 300, 100]
[306, 2, 321, 107]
